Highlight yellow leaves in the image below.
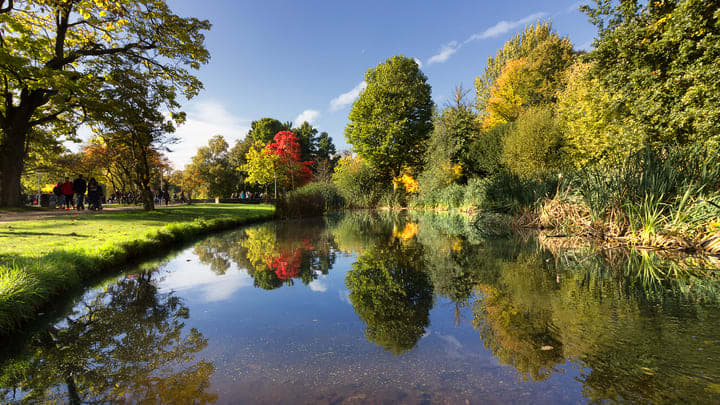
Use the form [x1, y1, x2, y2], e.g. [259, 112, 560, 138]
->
[392, 222, 418, 242]
[482, 58, 529, 130]
[392, 173, 418, 194]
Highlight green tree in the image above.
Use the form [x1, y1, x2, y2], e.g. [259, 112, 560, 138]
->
[186, 135, 239, 199]
[228, 137, 254, 188]
[419, 86, 480, 196]
[0, 0, 210, 206]
[316, 131, 337, 162]
[246, 118, 291, 144]
[89, 67, 179, 210]
[345, 55, 433, 178]
[332, 156, 385, 207]
[502, 105, 563, 179]
[291, 121, 319, 162]
[582, 0, 720, 147]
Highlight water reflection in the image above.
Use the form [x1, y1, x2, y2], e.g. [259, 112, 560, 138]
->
[1, 211, 719, 403]
[0, 272, 216, 404]
[346, 240, 433, 355]
[337, 211, 720, 401]
[193, 218, 337, 290]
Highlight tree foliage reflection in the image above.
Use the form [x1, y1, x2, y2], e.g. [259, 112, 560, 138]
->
[343, 214, 434, 355]
[193, 218, 337, 290]
[0, 272, 217, 404]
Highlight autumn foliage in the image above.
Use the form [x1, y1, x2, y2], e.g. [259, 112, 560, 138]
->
[266, 131, 314, 189]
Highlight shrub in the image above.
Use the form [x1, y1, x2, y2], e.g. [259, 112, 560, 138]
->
[483, 170, 560, 213]
[275, 182, 346, 219]
[332, 156, 388, 207]
[464, 123, 509, 178]
[502, 105, 563, 179]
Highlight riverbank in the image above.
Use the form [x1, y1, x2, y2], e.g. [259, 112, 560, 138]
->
[0, 204, 275, 335]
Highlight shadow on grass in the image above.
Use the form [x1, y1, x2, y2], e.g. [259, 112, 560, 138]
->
[0, 231, 91, 237]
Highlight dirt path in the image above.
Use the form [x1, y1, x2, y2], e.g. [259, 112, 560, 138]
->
[0, 204, 184, 223]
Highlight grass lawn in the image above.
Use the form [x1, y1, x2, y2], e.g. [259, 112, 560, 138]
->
[0, 204, 275, 335]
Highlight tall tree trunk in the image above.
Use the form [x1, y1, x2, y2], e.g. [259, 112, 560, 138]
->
[141, 187, 154, 211]
[0, 125, 28, 207]
[0, 89, 48, 207]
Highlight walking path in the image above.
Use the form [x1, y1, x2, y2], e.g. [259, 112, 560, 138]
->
[0, 204, 184, 223]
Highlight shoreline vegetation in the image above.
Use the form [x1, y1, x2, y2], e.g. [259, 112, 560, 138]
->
[276, 3, 719, 262]
[0, 204, 275, 335]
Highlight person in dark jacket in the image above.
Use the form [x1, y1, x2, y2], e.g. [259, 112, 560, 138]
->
[72, 174, 87, 210]
[87, 178, 101, 211]
[60, 177, 74, 210]
[53, 181, 63, 209]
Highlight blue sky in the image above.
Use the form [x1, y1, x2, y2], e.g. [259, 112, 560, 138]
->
[166, 0, 597, 168]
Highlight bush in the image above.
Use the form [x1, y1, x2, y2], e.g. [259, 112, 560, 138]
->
[502, 105, 563, 179]
[332, 156, 389, 207]
[275, 182, 346, 218]
[483, 170, 560, 213]
[464, 123, 509, 178]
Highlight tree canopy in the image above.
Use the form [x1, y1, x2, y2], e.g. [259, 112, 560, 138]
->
[345, 55, 433, 178]
[582, 0, 720, 146]
[0, 0, 210, 206]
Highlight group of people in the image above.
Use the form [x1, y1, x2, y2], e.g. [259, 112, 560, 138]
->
[53, 175, 104, 211]
[231, 191, 262, 199]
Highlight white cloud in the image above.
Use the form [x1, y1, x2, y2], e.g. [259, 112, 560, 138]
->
[294, 109, 320, 127]
[413, 57, 423, 69]
[428, 40, 460, 65]
[159, 254, 254, 303]
[168, 100, 250, 169]
[425, 12, 548, 65]
[330, 81, 367, 111]
[565, 1, 583, 13]
[464, 12, 548, 43]
[309, 279, 328, 292]
[338, 289, 352, 305]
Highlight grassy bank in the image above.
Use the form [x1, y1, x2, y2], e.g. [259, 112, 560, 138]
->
[0, 204, 275, 335]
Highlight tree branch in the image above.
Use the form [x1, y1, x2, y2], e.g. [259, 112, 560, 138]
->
[47, 42, 157, 69]
[28, 110, 66, 127]
[0, 0, 13, 14]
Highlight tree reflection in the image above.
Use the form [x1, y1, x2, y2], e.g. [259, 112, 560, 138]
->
[193, 218, 337, 290]
[345, 235, 433, 355]
[0, 272, 217, 404]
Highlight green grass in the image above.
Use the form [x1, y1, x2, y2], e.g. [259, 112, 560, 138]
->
[0, 204, 274, 335]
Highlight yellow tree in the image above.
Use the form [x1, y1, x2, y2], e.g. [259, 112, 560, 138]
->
[482, 58, 530, 130]
[242, 140, 278, 197]
[556, 62, 639, 167]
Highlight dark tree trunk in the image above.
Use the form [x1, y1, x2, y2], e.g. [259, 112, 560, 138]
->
[141, 187, 154, 211]
[0, 122, 29, 207]
[0, 89, 48, 207]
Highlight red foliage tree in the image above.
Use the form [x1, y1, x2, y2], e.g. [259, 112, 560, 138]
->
[265, 131, 313, 190]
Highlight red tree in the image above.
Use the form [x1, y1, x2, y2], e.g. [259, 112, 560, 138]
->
[265, 131, 313, 190]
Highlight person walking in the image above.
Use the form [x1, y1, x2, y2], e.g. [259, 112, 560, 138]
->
[87, 178, 101, 211]
[162, 188, 170, 206]
[73, 174, 87, 210]
[53, 180, 63, 209]
[60, 177, 74, 210]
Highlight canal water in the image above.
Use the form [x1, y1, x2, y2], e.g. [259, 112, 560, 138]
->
[2, 211, 719, 404]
